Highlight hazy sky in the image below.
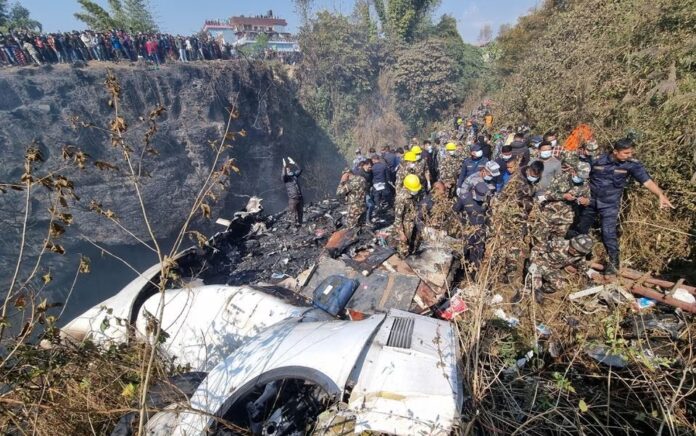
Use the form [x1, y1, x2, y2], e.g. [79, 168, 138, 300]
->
[17, 0, 540, 43]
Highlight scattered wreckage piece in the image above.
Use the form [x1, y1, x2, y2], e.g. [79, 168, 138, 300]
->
[572, 263, 696, 314]
[303, 256, 420, 313]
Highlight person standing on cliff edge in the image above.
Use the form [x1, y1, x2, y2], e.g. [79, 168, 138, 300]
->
[282, 157, 303, 227]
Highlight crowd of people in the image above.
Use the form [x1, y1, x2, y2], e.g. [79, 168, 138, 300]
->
[282, 106, 673, 304]
[0, 29, 299, 68]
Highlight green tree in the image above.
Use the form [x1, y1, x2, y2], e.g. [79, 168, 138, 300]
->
[298, 11, 378, 154]
[0, 0, 8, 29]
[7, 1, 41, 32]
[238, 32, 269, 58]
[123, 0, 156, 33]
[74, 0, 157, 33]
[373, 0, 439, 41]
[387, 38, 460, 131]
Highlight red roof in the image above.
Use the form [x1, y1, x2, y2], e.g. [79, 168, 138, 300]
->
[229, 16, 287, 27]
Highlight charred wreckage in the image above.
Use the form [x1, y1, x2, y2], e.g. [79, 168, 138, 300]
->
[62, 198, 467, 435]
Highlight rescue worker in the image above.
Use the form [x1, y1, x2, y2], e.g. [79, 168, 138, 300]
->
[509, 132, 531, 166]
[489, 160, 544, 287]
[571, 138, 673, 275]
[456, 143, 488, 195]
[396, 150, 426, 190]
[351, 149, 363, 172]
[439, 142, 463, 196]
[337, 159, 372, 229]
[459, 160, 500, 196]
[392, 174, 425, 257]
[496, 156, 519, 192]
[454, 182, 491, 268]
[422, 139, 439, 185]
[524, 234, 594, 304]
[533, 141, 562, 197]
[281, 157, 303, 226]
[371, 153, 390, 214]
[410, 144, 431, 189]
[532, 156, 590, 244]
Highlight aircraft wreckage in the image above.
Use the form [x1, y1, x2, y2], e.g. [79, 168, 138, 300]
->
[62, 198, 465, 436]
[62, 197, 695, 435]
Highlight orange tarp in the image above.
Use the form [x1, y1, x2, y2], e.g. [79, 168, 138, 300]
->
[564, 124, 594, 151]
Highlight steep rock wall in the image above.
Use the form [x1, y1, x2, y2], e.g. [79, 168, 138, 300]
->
[0, 62, 345, 285]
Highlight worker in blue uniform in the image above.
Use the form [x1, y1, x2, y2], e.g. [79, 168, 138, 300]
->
[456, 143, 488, 196]
[571, 138, 673, 275]
[454, 182, 491, 269]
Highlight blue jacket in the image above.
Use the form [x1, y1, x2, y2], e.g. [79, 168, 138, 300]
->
[457, 156, 488, 188]
[589, 153, 650, 206]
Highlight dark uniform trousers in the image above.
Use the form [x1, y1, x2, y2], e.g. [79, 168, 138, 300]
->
[571, 153, 650, 270]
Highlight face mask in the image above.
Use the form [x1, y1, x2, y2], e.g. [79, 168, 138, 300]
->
[472, 150, 483, 158]
[408, 163, 416, 169]
[416, 155, 422, 161]
[483, 175, 493, 181]
[527, 175, 539, 183]
[448, 151, 456, 156]
[572, 175, 584, 184]
[550, 139, 558, 147]
[427, 146, 433, 152]
[540, 150, 552, 159]
[501, 154, 512, 161]
[409, 191, 419, 197]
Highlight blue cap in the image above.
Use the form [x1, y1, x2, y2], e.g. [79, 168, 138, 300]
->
[472, 182, 490, 201]
[470, 144, 482, 152]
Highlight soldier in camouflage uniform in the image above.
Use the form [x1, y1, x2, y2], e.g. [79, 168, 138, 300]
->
[395, 151, 427, 191]
[531, 156, 591, 245]
[526, 234, 593, 303]
[336, 160, 372, 228]
[439, 142, 464, 197]
[488, 161, 544, 287]
[392, 174, 425, 257]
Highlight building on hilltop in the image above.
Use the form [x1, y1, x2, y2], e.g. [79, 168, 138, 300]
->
[202, 10, 300, 54]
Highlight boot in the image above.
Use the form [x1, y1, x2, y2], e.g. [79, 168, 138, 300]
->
[605, 255, 620, 277]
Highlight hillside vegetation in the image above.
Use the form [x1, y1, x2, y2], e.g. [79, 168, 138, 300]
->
[489, 0, 696, 272]
[297, 6, 485, 155]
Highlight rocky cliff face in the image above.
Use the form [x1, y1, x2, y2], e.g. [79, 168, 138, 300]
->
[0, 62, 345, 302]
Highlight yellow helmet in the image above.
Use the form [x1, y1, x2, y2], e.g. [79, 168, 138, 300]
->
[403, 174, 422, 193]
[410, 145, 423, 155]
[403, 151, 418, 162]
[445, 142, 457, 151]
[456, 117, 463, 125]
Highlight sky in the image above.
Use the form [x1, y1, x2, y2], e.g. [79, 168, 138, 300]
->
[16, 0, 540, 43]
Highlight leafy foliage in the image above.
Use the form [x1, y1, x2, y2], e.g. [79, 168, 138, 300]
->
[491, 0, 696, 271]
[74, 0, 157, 33]
[298, 9, 483, 155]
[388, 39, 461, 131]
[298, 11, 379, 155]
[0, 0, 8, 28]
[6, 1, 41, 32]
[373, 0, 439, 42]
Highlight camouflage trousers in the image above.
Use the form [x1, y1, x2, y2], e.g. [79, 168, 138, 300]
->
[345, 203, 366, 228]
[528, 262, 570, 294]
[531, 203, 575, 246]
[391, 222, 420, 257]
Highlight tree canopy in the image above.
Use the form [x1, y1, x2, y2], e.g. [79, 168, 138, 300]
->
[3, 1, 41, 32]
[373, 0, 440, 41]
[74, 0, 157, 33]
